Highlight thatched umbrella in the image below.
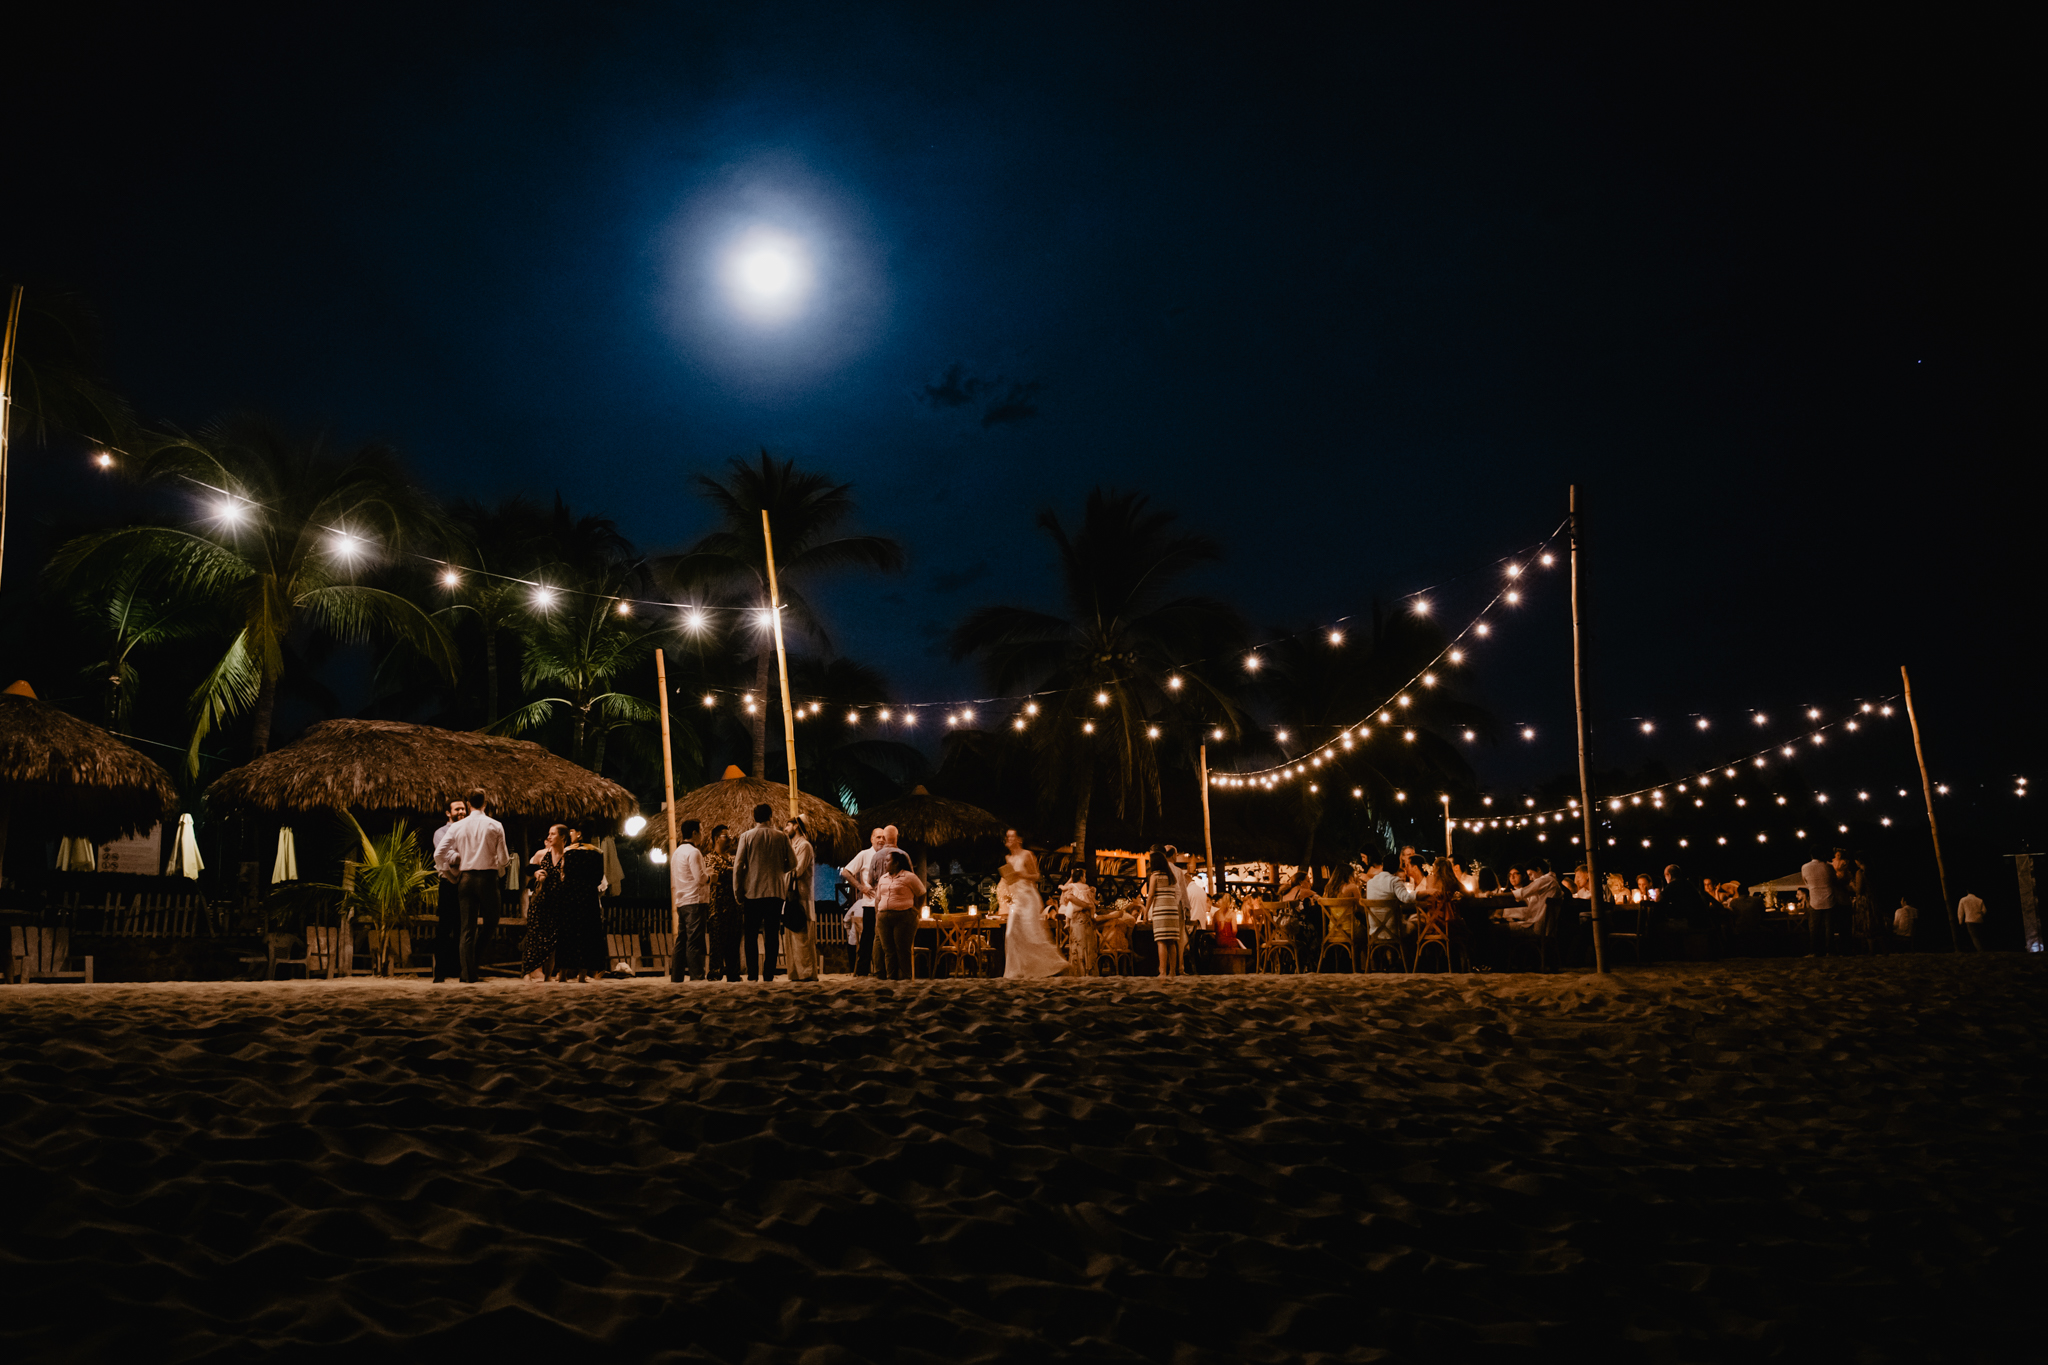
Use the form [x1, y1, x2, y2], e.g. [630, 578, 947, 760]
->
[668, 767, 857, 861]
[205, 718, 638, 827]
[860, 785, 1007, 865]
[0, 682, 179, 875]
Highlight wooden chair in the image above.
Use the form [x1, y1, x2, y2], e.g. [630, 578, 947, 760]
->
[1254, 902, 1301, 974]
[936, 915, 991, 977]
[1535, 898, 1579, 973]
[646, 930, 676, 976]
[1362, 898, 1410, 973]
[305, 922, 351, 979]
[1097, 917, 1137, 977]
[1313, 896, 1361, 972]
[1409, 900, 1465, 973]
[1601, 901, 1644, 964]
[10, 928, 93, 984]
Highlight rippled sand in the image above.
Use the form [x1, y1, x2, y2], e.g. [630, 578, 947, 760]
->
[3, 958, 2039, 1362]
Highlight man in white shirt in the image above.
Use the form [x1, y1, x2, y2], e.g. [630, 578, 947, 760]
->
[1361, 849, 1416, 933]
[666, 819, 709, 982]
[1957, 891, 1987, 952]
[1800, 849, 1842, 956]
[1507, 860, 1559, 933]
[428, 797, 468, 982]
[439, 788, 511, 983]
[842, 827, 889, 977]
[1892, 896, 1919, 950]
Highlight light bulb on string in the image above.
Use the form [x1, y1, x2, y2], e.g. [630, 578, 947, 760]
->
[441, 569, 461, 588]
[1168, 675, 1182, 690]
[1476, 623, 1491, 637]
[1448, 649, 1463, 664]
[1540, 553, 1555, 566]
[1328, 630, 1344, 645]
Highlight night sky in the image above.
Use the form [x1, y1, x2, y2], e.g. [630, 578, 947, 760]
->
[4, 5, 2033, 857]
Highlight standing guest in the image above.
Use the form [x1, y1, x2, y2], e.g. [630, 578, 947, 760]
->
[782, 815, 820, 982]
[1000, 829, 1067, 978]
[705, 826, 741, 980]
[1893, 896, 1920, 951]
[523, 824, 569, 981]
[842, 827, 889, 977]
[437, 787, 511, 984]
[430, 796, 469, 978]
[556, 829, 609, 981]
[1144, 842, 1186, 977]
[871, 850, 926, 980]
[733, 803, 793, 982]
[1057, 867, 1101, 977]
[667, 820, 709, 982]
[1957, 890, 1988, 951]
[1837, 849, 1875, 954]
[1800, 846, 1844, 956]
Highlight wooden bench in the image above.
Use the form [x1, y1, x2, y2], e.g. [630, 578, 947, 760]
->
[10, 928, 93, 984]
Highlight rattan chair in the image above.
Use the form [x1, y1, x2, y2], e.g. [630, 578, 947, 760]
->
[1313, 896, 1361, 972]
[1362, 898, 1410, 972]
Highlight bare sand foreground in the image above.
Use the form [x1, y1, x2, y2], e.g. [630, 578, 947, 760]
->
[2, 959, 2040, 1363]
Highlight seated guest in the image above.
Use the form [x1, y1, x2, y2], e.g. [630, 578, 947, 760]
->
[1276, 868, 1314, 903]
[1325, 861, 1364, 900]
[1506, 860, 1558, 932]
[1361, 849, 1416, 933]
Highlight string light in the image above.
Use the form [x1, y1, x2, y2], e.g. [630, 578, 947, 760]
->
[441, 569, 461, 588]
[1168, 675, 1183, 690]
[1328, 630, 1344, 645]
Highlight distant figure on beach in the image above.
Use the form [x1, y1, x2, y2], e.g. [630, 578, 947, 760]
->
[1800, 848, 1844, 956]
[842, 827, 889, 977]
[667, 819, 708, 982]
[1893, 896, 1919, 950]
[871, 850, 926, 980]
[1957, 891, 1987, 951]
[782, 815, 819, 982]
[431, 795, 468, 977]
[436, 787, 511, 983]
[1001, 829, 1067, 978]
[706, 826, 741, 980]
[557, 830, 608, 980]
[524, 824, 569, 980]
[1057, 867, 1101, 976]
[1143, 842, 1186, 977]
[733, 803, 794, 982]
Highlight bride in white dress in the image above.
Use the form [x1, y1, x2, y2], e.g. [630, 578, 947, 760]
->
[998, 829, 1068, 979]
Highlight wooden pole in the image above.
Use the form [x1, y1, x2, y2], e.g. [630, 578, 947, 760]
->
[1199, 740, 1216, 899]
[1901, 665, 1961, 951]
[761, 511, 801, 819]
[1571, 484, 1608, 974]
[655, 648, 679, 933]
[0, 284, 23, 593]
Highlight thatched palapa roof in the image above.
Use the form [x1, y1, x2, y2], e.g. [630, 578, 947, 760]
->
[859, 786, 1007, 853]
[206, 718, 638, 826]
[669, 769, 858, 860]
[0, 684, 178, 840]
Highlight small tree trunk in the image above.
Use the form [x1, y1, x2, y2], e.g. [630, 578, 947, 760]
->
[571, 701, 587, 765]
[1071, 784, 1092, 878]
[590, 725, 608, 776]
[249, 670, 282, 758]
[752, 648, 771, 777]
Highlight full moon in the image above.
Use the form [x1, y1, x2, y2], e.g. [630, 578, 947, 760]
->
[722, 228, 813, 322]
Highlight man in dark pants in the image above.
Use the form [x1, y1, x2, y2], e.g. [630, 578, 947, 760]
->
[437, 787, 510, 983]
[429, 795, 469, 982]
[667, 819, 709, 981]
[732, 802, 793, 982]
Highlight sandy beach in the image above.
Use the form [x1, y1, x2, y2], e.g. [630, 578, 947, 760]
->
[3, 958, 2039, 1362]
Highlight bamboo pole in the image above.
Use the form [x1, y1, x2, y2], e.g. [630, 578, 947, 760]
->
[1199, 740, 1216, 898]
[1901, 665, 1961, 952]
[655, 648, 679, 934]
[0, 284, 23, 593]
[1441, 795, 1453, 860]
[1571, 484, 1608, 974]
[761, 511, 801, 818]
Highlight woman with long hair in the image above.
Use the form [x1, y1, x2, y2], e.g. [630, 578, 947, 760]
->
[555, 827, 609, 982]
[523, 824, 569, 981]
[1145, 843, 1186, 978]
[1057, 865, 1101, 977]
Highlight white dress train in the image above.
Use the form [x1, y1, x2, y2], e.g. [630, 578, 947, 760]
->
[1001, 856, 1068, 979]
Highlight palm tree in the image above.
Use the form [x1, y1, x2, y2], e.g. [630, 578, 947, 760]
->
[660, 452, 903, 777]
[50, 420, 456, 772]
[66, 563, 209, 727]
[950, 487, 1245, 864]
[496, 567, 661, 772]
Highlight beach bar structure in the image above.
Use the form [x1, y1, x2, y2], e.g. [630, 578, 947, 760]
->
[664, 767, 857, 863]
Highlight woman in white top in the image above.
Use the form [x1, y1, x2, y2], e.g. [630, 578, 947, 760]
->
[998, 829, 1067, 978]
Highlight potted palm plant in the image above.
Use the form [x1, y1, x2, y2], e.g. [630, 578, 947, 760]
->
[318, 813, 438, 976]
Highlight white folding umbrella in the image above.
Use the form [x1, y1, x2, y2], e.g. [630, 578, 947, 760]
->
[165, 812, 205, 879]
[272, 826, 299, 884]
[54, 836, 97, 872]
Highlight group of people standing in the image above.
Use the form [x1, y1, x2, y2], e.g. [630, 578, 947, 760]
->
[665, 802, 822, 982]
[429, 789, 610, 984]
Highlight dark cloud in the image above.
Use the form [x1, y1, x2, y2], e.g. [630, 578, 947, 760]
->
[930, 559, 991, 594]
[918, 364, 1043, 427]
[980, 381, 1042, 427]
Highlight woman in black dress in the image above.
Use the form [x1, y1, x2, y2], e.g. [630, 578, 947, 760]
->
[523, 824, 569, 980]
[555, 831, 609, 981]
